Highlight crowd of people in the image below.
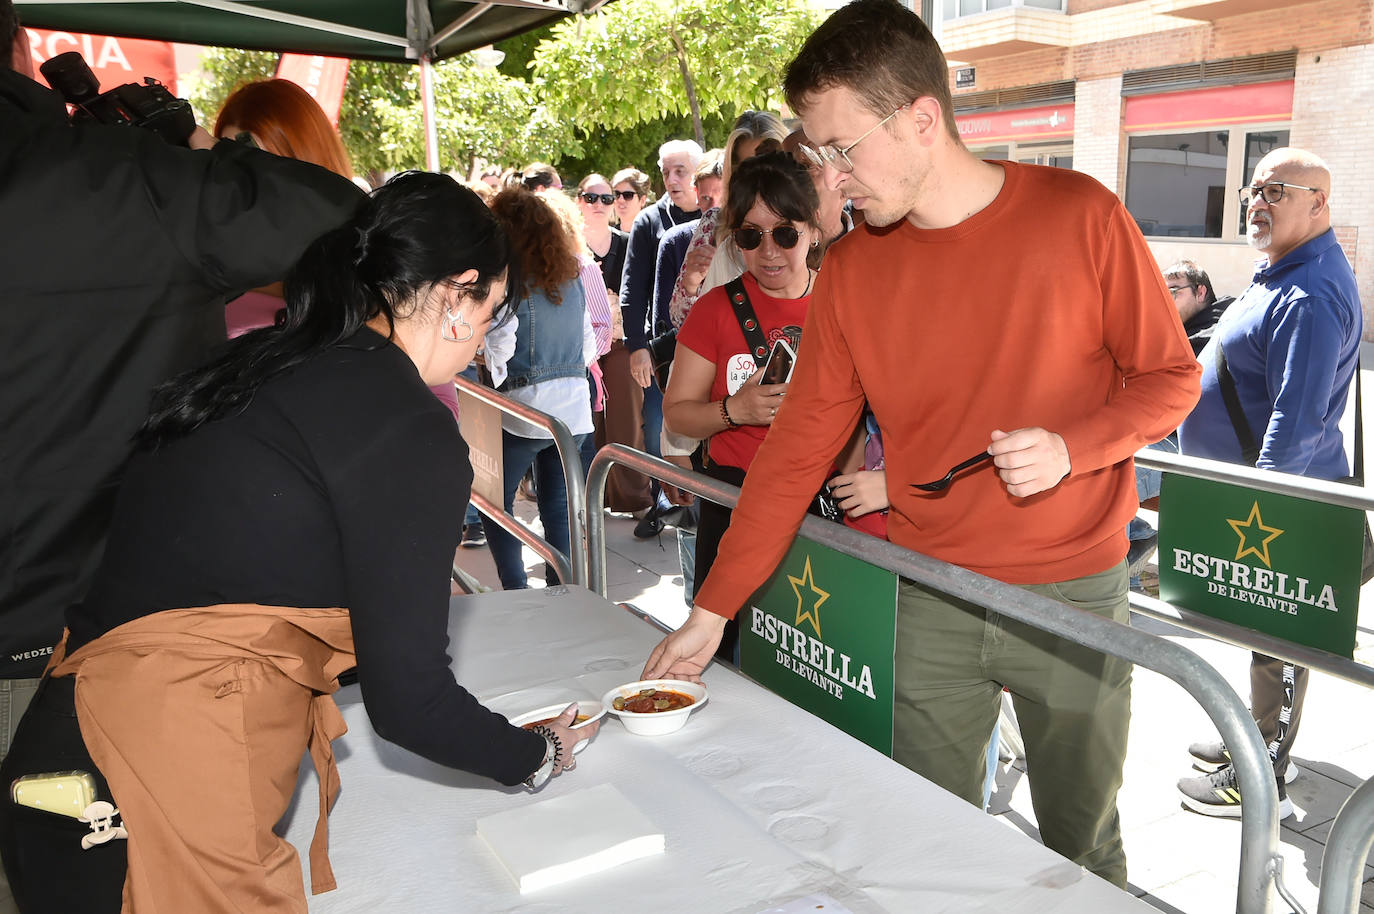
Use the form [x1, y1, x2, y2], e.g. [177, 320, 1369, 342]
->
[0, 0, 1364, 908]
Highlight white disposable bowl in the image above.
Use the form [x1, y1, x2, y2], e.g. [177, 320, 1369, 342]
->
[601, 679, 708, 736]
[507, 701, 605, 754]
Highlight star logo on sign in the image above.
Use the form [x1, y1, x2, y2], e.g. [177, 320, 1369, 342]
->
[1227, 501, 1284, 568]
[788, 555, 829, 638]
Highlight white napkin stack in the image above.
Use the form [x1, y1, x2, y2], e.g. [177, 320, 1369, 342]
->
[476, 783, 665, 894]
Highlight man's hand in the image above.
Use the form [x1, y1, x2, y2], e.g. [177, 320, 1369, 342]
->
[187, 126, 217, 151]
[988, 427, 1071, 497]
[642, 607, 727, 681]
[629, 348, 654, 389]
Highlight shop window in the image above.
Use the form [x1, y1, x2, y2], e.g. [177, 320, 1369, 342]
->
[1237, 129, 1290, 233]
[944, 0, 1064, 19]
[1124, 131, 1229, 238]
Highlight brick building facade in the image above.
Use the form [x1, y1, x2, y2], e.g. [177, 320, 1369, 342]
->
[937, 0, 1374, 330]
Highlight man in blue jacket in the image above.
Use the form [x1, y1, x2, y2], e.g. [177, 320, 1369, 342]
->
[1176, 147, 1361, 819]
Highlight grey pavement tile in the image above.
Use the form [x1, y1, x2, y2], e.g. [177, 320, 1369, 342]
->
[603, 548, 653, 588]
[1142, 871, 1240, 914]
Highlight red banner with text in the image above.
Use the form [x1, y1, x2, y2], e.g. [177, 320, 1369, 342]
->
[27, 29, 178, 96]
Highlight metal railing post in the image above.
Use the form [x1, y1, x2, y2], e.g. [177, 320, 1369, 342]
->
[1316, 775, 1374, 914]
[585, 444, 1280, 914]
[455, 377, 586, 588]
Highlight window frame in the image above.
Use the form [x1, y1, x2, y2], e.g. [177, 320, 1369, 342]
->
[1123, 121, 1291, 243]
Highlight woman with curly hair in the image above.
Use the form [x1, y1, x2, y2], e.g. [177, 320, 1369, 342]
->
[483, 186, 598, 589]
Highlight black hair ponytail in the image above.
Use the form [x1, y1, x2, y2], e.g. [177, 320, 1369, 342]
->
[137, 171, 513, 449]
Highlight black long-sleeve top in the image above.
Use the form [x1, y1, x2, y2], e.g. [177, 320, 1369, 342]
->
[66, 328, 545, 785]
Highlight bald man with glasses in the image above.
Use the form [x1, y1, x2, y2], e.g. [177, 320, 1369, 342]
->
[1176, 147, 1361, 820]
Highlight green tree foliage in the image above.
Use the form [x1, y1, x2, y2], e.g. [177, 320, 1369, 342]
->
[531, 0, 820, 145]
[183, 0, 821, 184]
[553, 110, 734, 194]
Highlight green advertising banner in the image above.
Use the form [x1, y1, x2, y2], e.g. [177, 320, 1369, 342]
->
[1158, 474, 1361, 658]
[739, 537, 898, 755]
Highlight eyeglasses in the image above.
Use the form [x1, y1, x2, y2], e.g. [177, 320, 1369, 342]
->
[800, 104, 910, 174]
[1237, 182, 1320, 206]
[733, 225, 802, 250]
[1166, 284, 1195, 296]
[615, 190, 640, 201]
[580, 192, 615, 205]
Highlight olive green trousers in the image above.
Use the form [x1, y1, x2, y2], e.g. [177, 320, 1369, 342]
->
[894, 560, 1132, 888]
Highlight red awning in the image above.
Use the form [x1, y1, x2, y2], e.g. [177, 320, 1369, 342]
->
[956, 103, 1075, 146]
[1124, 80, 1293, 132]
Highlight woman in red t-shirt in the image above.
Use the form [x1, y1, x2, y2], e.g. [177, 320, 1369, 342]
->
[663, 152, 820, 657]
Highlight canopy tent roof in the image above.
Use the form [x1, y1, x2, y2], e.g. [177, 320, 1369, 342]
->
[13, 0, 603, 62]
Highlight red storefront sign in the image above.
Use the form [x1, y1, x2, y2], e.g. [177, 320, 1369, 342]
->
[1124, 80, 1293, 132]
[27, 29, 178, 96]
[275, 54, 351, 127]
[956, 103, 1074, 145]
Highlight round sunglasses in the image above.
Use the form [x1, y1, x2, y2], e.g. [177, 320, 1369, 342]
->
[733, 225, 802, 251]
[580, 192, 616, 205]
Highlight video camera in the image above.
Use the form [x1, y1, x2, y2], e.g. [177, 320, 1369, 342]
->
[38, 51, 196, 146]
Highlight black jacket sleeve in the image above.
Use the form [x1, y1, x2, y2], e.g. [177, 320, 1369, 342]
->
[327, 404, 546, 785]
[137, 134, 365, 295]
[620, 206, 661, 352]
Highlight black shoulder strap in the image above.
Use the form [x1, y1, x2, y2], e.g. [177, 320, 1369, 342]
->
[1214, 340, 1262, 466]
[724, 277, 770, 369]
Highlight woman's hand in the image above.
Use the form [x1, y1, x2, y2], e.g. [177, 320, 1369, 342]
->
[543, 703, 599, 776]
[828, 469, 889, 517]
[679, 243, 716, 296]
[642, 607, 727, 682]
[727, 371, 787, 426]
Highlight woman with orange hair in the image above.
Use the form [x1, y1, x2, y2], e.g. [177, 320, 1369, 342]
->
[214, 79, 357, 338]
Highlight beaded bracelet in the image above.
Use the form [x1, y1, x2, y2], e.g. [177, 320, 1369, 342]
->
[720, 396, 739, 429]
[531, 724, 564, 767]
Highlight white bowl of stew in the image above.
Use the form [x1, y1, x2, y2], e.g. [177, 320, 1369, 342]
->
[507, 701, 605, 753]
[601, 679, 708, 736]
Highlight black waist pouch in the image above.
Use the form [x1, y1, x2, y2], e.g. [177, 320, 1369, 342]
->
[0, 675, 127, 914]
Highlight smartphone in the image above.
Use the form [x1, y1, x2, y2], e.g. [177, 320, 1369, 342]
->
[760, 338, 796, 385]
[11, 771, 97, 819]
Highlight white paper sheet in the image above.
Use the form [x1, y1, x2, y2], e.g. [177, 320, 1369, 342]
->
[476, 783, 664, 893]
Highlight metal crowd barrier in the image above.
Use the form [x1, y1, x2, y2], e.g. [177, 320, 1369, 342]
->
[453, 376, 586, 588]
[1131, 447, 1374, 914]
[585, 444, 1283, 914]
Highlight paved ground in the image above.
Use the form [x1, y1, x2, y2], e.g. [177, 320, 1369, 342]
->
[455, 497, 1374, 914]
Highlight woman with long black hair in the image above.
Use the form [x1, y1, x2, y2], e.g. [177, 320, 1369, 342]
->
[0, 173, 596, 914]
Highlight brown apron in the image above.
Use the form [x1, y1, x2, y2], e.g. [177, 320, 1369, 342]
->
[48, 604, 356, 913]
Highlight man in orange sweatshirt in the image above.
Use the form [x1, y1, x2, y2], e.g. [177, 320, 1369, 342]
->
[642, 0, 1200, 888]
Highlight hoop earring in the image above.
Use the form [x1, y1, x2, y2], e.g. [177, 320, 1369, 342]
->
[442, 308, 474, 343]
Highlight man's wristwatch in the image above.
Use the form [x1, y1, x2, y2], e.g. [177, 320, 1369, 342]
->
[523, 726, 562, 790]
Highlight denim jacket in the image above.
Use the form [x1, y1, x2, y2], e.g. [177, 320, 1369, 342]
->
[500, 279, 587, 390]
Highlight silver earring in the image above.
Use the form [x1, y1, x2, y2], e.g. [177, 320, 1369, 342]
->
[442, 308, 474, 343]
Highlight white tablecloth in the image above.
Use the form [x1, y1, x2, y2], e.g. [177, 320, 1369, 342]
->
[283, 586, 1153, 913]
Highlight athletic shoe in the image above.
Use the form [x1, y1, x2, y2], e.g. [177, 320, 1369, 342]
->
[1177, 766, 1293, 819]
[1188, 740, 1299, 782]
[1126, 531, 1158, 579]
[460, 523, 486, 548]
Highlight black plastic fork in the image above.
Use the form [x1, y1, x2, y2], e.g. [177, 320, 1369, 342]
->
[910, 451, 995, 492]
